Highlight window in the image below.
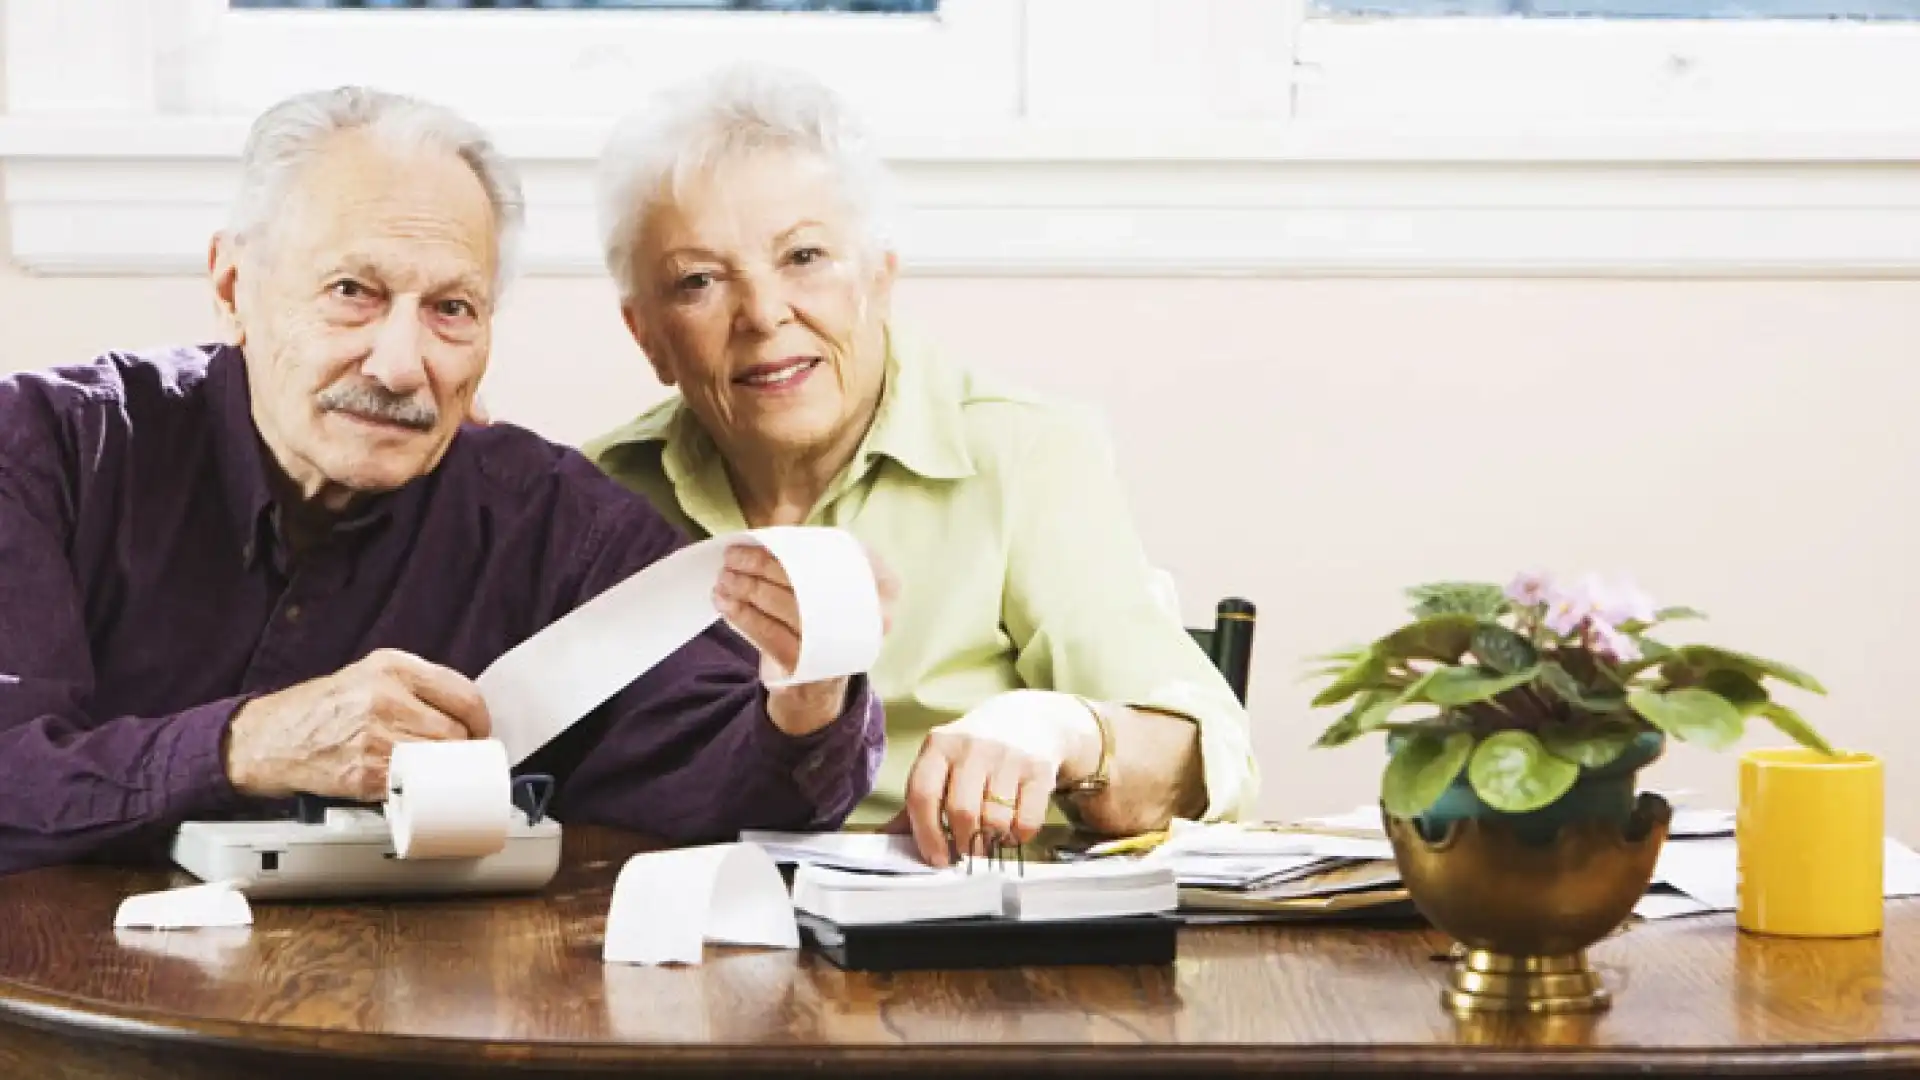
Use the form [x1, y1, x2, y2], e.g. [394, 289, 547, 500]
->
[1315, 0, 1920, 15]
[230, 1, 939, 10]
[2, 0, 1919, 277]
[142, 0, 1006, 124]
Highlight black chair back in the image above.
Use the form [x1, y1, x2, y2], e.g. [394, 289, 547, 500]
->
[1188, 597, 1255, 704]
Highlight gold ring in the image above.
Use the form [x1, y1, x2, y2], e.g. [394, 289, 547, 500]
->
[984, 792, 1017, 808]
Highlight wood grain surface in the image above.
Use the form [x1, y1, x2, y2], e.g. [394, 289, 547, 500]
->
[0, 826, 1913, 1078]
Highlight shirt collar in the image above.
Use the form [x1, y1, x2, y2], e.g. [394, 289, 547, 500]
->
[206, 344, 412, 569]
[595, 326, 977, 530]
[857, 328, 976, 483]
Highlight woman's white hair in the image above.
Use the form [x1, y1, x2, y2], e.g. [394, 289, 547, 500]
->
[596, 63, 898, 302]
[227, 85, 527, 297]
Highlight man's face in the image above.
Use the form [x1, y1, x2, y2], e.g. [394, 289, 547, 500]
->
[212, 128, 499, 510]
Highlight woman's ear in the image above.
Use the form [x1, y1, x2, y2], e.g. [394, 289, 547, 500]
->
[621, 301, 677, 388]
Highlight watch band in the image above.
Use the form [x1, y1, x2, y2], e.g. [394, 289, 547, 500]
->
[1059, 695, 1113, 798]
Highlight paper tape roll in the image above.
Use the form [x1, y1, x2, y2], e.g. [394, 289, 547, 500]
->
[385, 739, 512, 860]
[476, 525, 884, 765]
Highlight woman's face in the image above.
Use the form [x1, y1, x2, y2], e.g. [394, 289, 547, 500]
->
[623, 149, 895, 466]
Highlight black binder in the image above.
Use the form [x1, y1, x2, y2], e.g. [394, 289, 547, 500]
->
[796, 910, 1179, 972]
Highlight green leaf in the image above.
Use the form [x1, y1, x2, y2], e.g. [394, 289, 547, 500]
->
[1310, 652, 1389, 708]
[1699, 668, 1768, 716]
[1538, 661, 1625, 713]
[1352, 692, 1404, 735]
[1405, 582, 1510, 620]
[1374, 614, 1480, 665]
[1313, 714, 1362, 749]
[1305, 644, 1370, 666]
[1381, 730, 1473, 818]
[1627, 687, 1745, 751]
[1467, 730, 1582, 812]
[1472, 623, 1538, 675]
[1422, 665, 1540, 708]
[1314, 688, 1400, 748]
[1661, 644, 1826, 695]
[1756, 701, 1838, 756]
[1539, 722, 1637, 768]
[1617, 606, 1708, 635]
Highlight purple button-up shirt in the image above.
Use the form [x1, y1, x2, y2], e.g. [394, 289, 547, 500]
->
[0, 345, 884, 876]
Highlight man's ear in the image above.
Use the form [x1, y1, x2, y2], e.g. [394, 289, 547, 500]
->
[620, 301, 677, 388]
[208, 233, 246, 348]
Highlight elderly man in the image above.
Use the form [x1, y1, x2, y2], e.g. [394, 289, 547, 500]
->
[0, 86, 891, 878]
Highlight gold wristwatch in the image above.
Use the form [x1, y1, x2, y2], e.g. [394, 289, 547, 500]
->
[1059, 695, 1114, 799]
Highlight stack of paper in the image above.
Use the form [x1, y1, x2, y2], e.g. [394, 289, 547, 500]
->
[994, 860, 1179, 921]
[791, 863, 1002, 925]
[749, 831, 1178, 926]
[739, 830, 935, 876]
[1169, 804, 1920, 923]
[1643, 833, 1920, 920]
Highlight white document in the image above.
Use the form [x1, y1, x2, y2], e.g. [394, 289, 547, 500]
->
[737, 830, 938, 876]
[1633, 890, 1716, 920]
[1655, 836, 1920, 913]
[1294, 806, 1388, 834]
[1149, 819, 1396, 862]
[603, 842, 800, 966]
[384, 739, 512, 859]
[113, 880, 253, 930]
[477, 525, 883, 765]
[1667, 807, 1736, 838]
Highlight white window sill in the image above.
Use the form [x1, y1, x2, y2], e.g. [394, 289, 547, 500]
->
[5, 115, 1920, 277]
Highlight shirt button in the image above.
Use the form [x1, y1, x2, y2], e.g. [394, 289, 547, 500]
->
[802, 750, 826, 775]
[284, 605, 303, 623]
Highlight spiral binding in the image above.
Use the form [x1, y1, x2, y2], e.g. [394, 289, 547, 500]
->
[943, 821, 1025, 876]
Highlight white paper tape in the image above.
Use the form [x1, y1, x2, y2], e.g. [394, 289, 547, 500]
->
[602, 842, 799, 966]
[113, 880, 252, 930]
[477, 525, 883, 766]
[385, 739, 513, 859]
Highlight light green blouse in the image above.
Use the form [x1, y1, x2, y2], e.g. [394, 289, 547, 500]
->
[583, 331, 1259, 825]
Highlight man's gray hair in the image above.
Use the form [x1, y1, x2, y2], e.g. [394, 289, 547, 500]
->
[595, 63, 898, 302]
[227, 86, 527, 296]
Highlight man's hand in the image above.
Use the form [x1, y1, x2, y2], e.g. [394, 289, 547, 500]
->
[712, 541, 899, 737]
[224, 649, 493, 801]
[897, 690, 1103, 867]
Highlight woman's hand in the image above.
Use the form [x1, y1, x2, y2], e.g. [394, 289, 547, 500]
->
[894, 690, 1103, 866]
[713, 540, 899, 736]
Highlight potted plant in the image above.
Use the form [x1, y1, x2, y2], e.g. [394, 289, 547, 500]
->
[1305, 570, 1835, 1014]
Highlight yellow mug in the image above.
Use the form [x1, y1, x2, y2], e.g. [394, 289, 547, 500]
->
[1736, 747, 1884, 937]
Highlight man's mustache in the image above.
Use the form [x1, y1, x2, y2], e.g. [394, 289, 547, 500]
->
[316, 383, 439, 432]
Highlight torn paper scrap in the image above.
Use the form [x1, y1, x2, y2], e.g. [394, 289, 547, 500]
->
[113, 881, 252, 929]
[478, 525, 882, 765]
[603, 843, 799, 966]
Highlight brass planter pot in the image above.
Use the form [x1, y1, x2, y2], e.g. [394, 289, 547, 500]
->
[1385, 792, 1672, 1015]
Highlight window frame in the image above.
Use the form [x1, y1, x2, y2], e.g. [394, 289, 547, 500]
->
[3, 0, 1920, 278]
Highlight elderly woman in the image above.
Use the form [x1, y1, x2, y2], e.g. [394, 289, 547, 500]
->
[583, 64, 1258, 866]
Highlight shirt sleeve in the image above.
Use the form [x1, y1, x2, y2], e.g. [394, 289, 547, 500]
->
[0, 388, 247, 876]
[531, 490, 885, 843]
[999, 408, 1260, 822]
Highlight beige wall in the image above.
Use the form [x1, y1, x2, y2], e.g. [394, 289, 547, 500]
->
[2, 203, 1914, 838]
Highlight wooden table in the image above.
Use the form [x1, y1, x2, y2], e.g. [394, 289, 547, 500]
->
[0, 826, 1913, 1079]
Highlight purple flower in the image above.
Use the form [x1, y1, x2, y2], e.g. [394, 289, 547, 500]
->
[1543, 585, 1593, 636]
[1589, 618, 1642, 663]
[1591, 574, 1656, 628]
[1504, 570, 1554, 608]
